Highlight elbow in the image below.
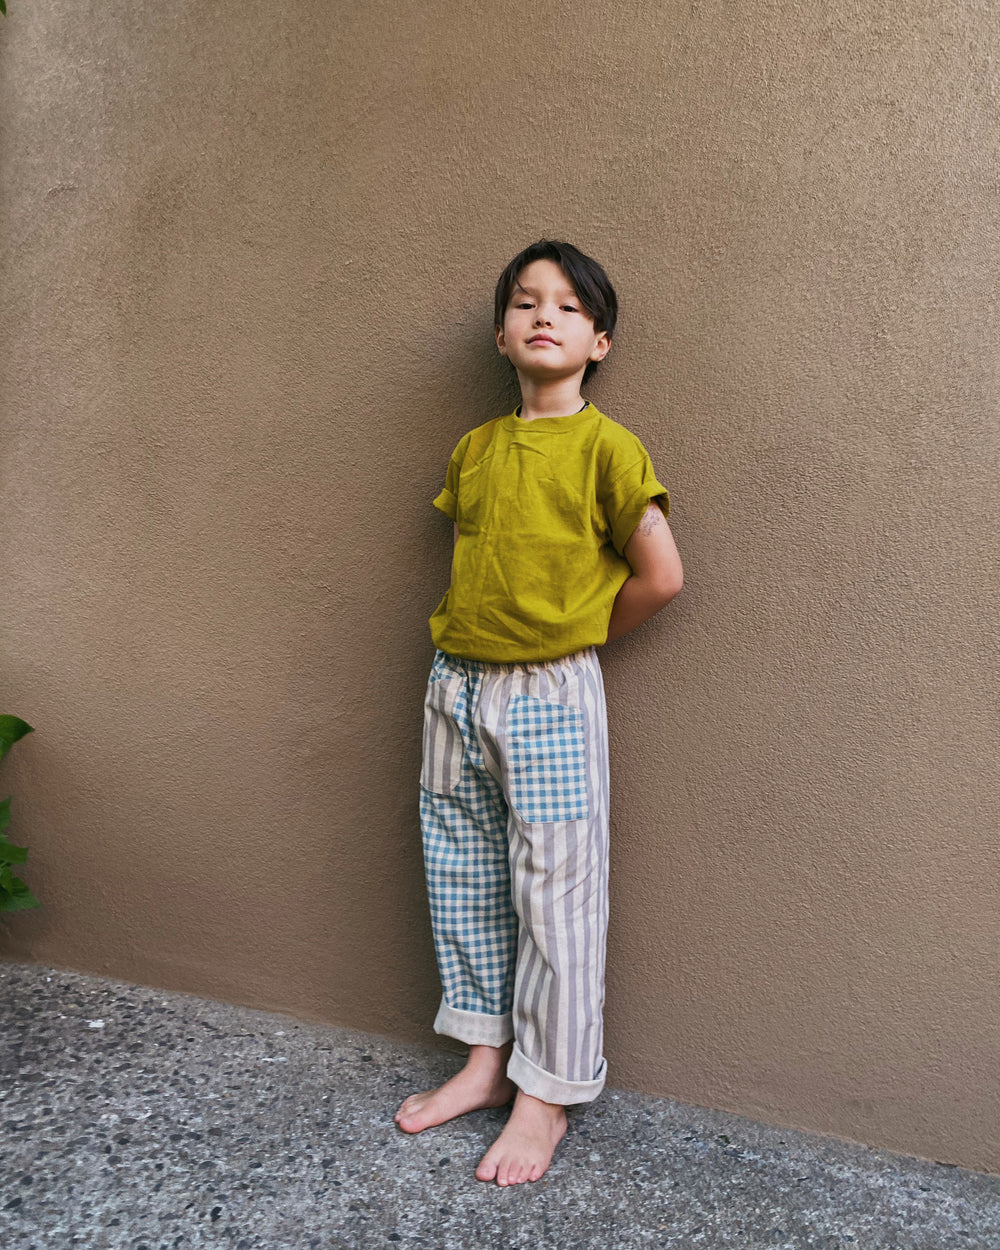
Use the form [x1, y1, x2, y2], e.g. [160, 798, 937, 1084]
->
[653, 567, 683, 604]
[660, 579, 682, 607]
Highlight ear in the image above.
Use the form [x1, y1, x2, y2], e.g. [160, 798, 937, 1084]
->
[590, 330, 611, 362]
[495, 324, 507, 357]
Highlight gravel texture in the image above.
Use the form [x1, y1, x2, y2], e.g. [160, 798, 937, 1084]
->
[2, 960, 999, 1249]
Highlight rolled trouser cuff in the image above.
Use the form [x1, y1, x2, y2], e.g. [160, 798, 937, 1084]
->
[507, 1043, 607, 1105]
[433, 999, 514, 1047]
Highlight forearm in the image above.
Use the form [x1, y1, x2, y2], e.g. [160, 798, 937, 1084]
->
[605, 575, 679, 643]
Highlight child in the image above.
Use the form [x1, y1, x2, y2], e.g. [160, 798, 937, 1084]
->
[395, 240, 683, 1187]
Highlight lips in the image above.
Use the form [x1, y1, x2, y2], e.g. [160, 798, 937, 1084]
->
[527, 335, 558, 345]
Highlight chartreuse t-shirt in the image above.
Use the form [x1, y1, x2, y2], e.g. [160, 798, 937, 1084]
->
[428, 401, 670, 662]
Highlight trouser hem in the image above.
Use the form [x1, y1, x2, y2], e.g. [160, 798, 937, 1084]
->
[433, 999, 514, 1047]
[507, 1043, 607, 1105]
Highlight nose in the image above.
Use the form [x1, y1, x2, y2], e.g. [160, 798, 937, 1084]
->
[534, 306, 553, 325]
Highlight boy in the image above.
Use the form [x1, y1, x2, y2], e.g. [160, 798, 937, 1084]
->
[395, 240, 683, 1187]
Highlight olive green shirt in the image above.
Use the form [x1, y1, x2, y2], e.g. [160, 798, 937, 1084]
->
[429, 402, 670, 662]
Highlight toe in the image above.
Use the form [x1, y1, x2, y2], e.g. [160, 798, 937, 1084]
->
[475, 1155, 498, 1182]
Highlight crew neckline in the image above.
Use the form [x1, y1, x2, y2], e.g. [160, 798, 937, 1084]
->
[503, 401, 599, 433]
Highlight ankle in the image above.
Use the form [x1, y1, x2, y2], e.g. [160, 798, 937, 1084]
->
[513, 1089, 566, 1118]
[465, 1041, 514, 1075]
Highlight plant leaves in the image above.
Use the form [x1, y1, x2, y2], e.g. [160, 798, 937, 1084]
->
[0, 834, 28, 865]
[0, 716, 33, 761]
[0, 876, 40, 911]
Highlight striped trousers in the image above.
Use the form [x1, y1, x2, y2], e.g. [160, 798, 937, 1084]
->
[419, 646, 610, 1105]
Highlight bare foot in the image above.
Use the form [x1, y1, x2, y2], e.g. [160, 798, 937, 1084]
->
[475, 1089, 568, 1186]
[394, 1042, 515, 1134]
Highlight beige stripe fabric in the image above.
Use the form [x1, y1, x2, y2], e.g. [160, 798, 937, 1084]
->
[419, 646, 610, 1105]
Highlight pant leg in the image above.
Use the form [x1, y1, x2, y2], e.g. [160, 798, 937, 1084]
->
[474, 647, 611, 1105]
[419, 650, 518, 1047]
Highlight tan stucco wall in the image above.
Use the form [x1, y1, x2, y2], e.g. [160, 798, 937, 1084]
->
[2, 0, 998, 1172]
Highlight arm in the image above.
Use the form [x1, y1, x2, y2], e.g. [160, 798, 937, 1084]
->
[605, 503, 683, 643]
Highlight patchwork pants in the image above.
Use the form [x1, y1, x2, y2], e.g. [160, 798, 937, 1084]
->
[419, 646, 610, 1105]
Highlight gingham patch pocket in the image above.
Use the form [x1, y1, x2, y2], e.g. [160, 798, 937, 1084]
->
[420, 664, 467, 796]
[505, 695, 589, 824]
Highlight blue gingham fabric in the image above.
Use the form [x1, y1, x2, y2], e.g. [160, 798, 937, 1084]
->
[419, 744, 518, 1017]
[420, 650, 518, 1017]
[505, 695, 589, 823]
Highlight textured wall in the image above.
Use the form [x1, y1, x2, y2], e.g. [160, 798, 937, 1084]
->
[1, 0, 998, 1171]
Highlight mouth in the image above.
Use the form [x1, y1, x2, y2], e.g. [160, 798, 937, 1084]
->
[527, 335, 558, 345]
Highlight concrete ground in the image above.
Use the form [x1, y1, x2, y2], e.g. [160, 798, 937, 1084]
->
[2, 961, 998, 1250]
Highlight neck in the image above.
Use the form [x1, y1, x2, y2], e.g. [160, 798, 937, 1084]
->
[515, 373, 587, 422]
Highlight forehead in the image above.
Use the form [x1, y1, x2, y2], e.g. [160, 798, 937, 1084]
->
[512, 258, 578, 298]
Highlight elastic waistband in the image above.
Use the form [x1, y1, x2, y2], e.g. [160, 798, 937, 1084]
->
[434, 646, 599, 674]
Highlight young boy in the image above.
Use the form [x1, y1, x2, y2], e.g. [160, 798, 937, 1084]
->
[395, 240, 683, 1187]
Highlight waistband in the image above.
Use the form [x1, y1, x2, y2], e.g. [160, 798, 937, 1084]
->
[434, 646, 599, 675]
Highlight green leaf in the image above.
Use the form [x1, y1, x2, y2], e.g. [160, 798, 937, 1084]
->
[0, 2, 7, 17]
[0, 717, 37, 909]
[0, 875, 40, 911]
[0, 716, 33, 761]
[0, 834, 28, 865]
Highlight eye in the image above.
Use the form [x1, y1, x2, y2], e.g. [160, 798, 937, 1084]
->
[562, 305, 579, 313]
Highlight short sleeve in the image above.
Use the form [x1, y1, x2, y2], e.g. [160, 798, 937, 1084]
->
[432, 433, 471, 521]
[602, 450, 670, 557]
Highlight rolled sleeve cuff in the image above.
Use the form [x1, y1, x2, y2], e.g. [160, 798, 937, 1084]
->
[433, 487, 457, 520]
[611, 480, 670, 556]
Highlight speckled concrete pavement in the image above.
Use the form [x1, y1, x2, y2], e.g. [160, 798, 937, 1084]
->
[2, 961, 998, 1249]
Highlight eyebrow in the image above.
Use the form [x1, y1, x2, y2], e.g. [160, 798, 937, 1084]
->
[512, 281, 580, 300]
